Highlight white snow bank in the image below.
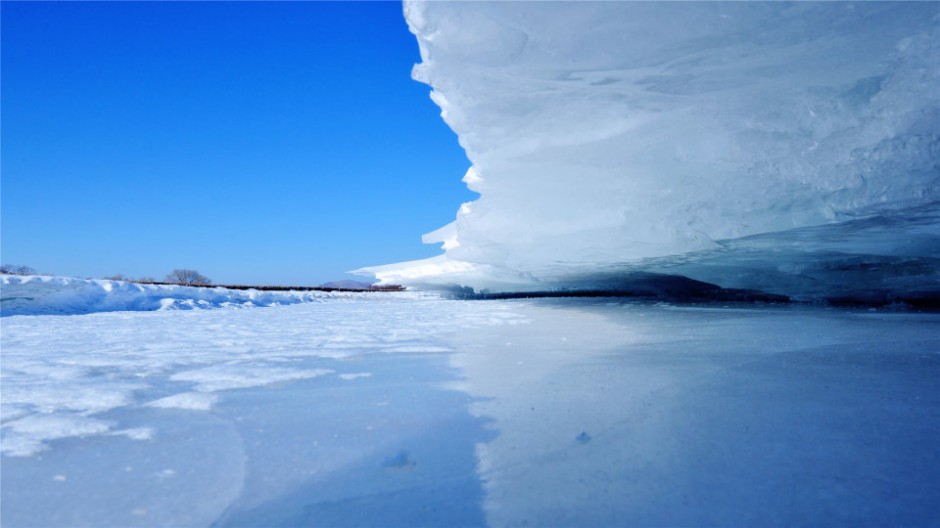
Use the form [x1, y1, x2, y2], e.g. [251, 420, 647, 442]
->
[169, 365, 334, 392]
[0, 275, 387, 316]
[362, 2, 940, 302]
[145, 392, 219, 411]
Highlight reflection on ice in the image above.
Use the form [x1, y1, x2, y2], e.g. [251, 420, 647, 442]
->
[456, 300, 940, 526]
[211, 354, 492, 528]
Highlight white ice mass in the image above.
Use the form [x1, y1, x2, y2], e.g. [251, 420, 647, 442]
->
[363, 2, 940, 303]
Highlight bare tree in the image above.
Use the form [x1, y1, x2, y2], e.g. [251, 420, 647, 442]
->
[103, 274, 130, 282]
[0, 264, 36, 276]
[165, 269, 212, 286]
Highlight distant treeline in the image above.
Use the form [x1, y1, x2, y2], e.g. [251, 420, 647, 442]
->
[1, 264, 403, 292]
[134, 280, 405, 293]
[0, 264, 35, 276]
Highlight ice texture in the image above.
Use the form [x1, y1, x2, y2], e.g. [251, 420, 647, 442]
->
[362, 2, 940, 302]
[2, 297, 938, 526]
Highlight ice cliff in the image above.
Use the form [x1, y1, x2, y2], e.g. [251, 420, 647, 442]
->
[361, 1, 940, 303]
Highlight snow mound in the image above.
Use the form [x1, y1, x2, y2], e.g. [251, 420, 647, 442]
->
[146, 392, 219, 411]
[362, 2, 940, 303]
[0, 275, 377, 316]
[169, 365, 333, 392]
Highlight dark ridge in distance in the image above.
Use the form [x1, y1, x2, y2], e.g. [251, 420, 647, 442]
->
[465, 290, 940, 310]
[447, 273, 789, 303]
[463, 288, 789, 303]
[446, 273, 940, 311]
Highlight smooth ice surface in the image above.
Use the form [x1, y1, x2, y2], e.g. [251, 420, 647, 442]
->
[363, 2, 940, 301]
[0, 275, 377, 316]
[2, 297, 939, 526]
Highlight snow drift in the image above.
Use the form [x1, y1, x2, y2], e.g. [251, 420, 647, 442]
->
[0, 275, 375, 316]
[362, 2, 940, 303]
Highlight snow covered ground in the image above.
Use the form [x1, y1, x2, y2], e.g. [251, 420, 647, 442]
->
[2, 284, 938, 526]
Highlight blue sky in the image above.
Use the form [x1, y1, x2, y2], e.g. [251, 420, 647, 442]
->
[1, 1, 473, 285]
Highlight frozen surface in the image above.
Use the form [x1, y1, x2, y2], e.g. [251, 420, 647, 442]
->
[0, 275, 376, 316]
[2, 297, 939, 526]
[362, 2, 940, 301]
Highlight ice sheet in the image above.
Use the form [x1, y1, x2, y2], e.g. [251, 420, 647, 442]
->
[2, 297, 938, 526]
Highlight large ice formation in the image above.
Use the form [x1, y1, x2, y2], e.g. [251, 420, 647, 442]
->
[362, 1, 940, 303]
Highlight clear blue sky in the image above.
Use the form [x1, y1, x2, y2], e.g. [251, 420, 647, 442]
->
[1, 1, 473, 285]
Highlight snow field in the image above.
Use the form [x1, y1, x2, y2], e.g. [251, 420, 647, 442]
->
[2, 296, 938, 526]
[1, 295, 522, 458]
